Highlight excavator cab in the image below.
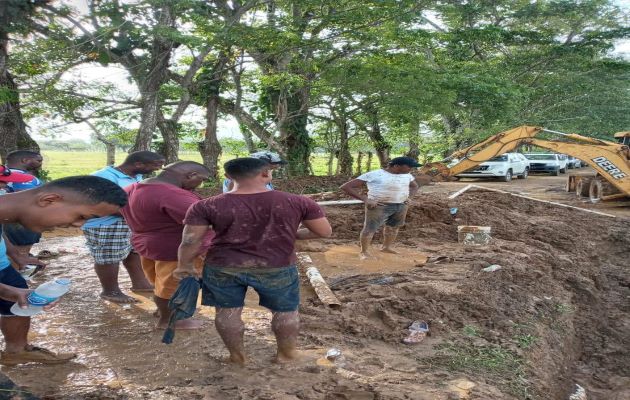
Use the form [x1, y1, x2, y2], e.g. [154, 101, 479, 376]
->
[614, 131, 630, 146]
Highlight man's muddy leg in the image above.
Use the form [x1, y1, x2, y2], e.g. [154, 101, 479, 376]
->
[271, 310, 300, 362]
[154, 296, 203, 330]
[359, 230, 375, 259]
[0, 316, 30, 353]
[215, 307, 246, 364]
[381, 226, 400, 253]
[96, 263, 138, 303]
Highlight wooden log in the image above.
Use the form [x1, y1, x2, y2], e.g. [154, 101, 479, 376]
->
[297, 254, 341, 309]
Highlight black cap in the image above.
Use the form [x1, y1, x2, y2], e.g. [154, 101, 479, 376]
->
[389, 156, 421, 168]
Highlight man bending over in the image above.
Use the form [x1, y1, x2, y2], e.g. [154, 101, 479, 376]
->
[0, 174, 127, 365]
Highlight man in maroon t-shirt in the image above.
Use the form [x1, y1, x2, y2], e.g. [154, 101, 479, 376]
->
[175, 158, 332, 364]
[121, 161, 212, 330]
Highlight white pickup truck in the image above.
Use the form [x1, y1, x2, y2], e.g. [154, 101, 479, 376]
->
[455, 152, 530, 182]
[524, 153, 568, 175]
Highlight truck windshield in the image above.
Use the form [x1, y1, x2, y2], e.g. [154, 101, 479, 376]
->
[488, 155, 508, 161]
[525, 154, 556, 160]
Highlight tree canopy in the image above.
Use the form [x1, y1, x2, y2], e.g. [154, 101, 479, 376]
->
[3, 0, 628, 175]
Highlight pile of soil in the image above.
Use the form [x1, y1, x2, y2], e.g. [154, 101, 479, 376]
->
[309, 190, 629, 399]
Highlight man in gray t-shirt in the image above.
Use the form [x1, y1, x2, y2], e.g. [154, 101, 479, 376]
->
[341, 157, 420, 259]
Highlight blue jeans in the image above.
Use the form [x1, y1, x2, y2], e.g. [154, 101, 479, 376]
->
[202, 266, 300, 312]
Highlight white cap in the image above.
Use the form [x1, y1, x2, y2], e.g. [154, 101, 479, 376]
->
[250, 151, 287, 165]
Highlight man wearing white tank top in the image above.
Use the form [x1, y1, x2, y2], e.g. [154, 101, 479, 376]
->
[341, 157, 420, 259]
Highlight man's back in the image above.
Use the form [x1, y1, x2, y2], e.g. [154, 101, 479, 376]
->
[185, 190, 324, 268]
[122, 183, 202, 261]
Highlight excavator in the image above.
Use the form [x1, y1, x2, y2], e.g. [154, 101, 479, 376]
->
[420, 125, 630, 203]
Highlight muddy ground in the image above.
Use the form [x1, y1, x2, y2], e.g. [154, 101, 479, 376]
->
[1, 175, 628, 400]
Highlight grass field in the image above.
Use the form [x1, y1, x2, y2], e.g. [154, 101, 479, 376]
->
[41, 150, 343, 180]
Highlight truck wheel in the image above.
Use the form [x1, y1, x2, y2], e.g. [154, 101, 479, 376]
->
[551, 169, 559, 176]
[560, 167, 567, 173]
[501, 170, 513, 182]
[518, 168, 528, 179]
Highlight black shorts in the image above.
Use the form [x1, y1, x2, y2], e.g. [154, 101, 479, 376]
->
[0, 267, 29, 316]
[3, 224, 42, 247]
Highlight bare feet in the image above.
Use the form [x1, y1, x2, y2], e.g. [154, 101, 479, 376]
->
[359, 252, 373, 260]
[100, 291, 139, 304]
[381, 247, 398, 254]
[274, 349, 317, 364]
[156, 318, 205, 330]
[226, 352, 247, 365]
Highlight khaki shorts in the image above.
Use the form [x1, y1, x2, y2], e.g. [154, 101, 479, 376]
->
[363, 203, 408, 233]
[140, 257, 203, 299]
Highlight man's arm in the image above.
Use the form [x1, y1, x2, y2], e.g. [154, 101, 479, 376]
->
[4, 235, 45, 269]
[340, 179, 379, 208]
[296, 217, 333, 240]
[409, 179, 419, 197]
[0, 284, 31, 308]
[173, 224, 209, 279]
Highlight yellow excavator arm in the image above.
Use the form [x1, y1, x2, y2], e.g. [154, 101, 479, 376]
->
[421, 125, 630, 199]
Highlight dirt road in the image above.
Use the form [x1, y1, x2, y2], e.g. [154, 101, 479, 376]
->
[0, 173, 627, 399]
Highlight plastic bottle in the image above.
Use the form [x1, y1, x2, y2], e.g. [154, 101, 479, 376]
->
[10, 278, 71, 316]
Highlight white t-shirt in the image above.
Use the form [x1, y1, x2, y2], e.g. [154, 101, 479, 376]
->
[357, 169, 415, 203]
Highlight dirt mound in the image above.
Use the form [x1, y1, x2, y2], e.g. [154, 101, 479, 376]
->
[323, 195, 457, 242]
[310, 190, 629, 399]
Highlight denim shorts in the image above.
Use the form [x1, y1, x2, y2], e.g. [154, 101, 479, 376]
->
[0, 266, 28, 316]
[202, 266, 300, 312]
[363, 203, 408, 233]
[3, 224, 42, 247]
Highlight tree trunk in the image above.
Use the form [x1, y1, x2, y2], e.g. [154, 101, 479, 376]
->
[241, 127, 256, 153]
[366, 151, 373, 171]
[198, 55, 230, 178]
[0, 32, 39, 162]
[365, 107, 390, 167]
[356, 152, 363, 174]
[200, 94, 223, 179]
[327, 152, 334, 176]
[406, 138, 420, 159]
[131, 5, 175, 152]
[277, 89, 310, 176]
[156, 115, 180, 164]
[336, 117, 352, 176]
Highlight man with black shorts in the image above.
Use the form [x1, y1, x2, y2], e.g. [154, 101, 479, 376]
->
[175, 158, 332, 364]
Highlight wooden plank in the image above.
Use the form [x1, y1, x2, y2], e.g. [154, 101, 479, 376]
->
[448, 184, 475, 199]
